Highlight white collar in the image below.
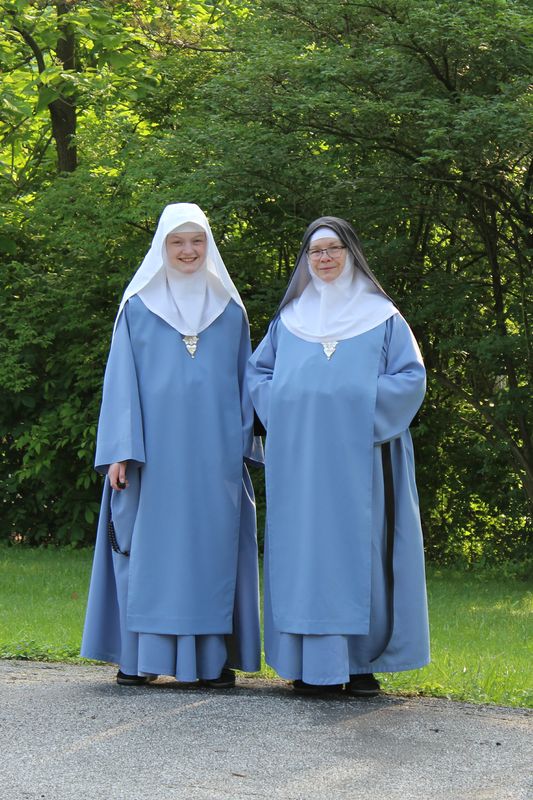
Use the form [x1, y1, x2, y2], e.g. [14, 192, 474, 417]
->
[280, 253, 397, 342]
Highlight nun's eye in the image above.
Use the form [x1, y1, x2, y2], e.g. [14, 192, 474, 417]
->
[308, 246, 346, 260]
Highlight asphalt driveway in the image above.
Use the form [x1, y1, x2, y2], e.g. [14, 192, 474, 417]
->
[0, 660, 531, 800]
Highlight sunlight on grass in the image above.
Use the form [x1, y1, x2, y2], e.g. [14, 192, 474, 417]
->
[381, 569, 532, 707]
[0, 546, 531, 707]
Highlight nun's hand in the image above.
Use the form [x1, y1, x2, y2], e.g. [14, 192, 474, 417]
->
[108, 461, 129, 491]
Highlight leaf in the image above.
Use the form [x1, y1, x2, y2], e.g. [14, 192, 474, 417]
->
[35, 85, 60, 113]
[2, 96, 33, 117]
[0, 236, 17, 255]
[104, 50, 137, 70]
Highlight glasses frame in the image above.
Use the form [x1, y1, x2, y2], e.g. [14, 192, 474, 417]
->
[307, 245, 346, 260]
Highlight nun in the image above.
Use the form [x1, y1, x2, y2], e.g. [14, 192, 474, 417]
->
[248, 216, 430, 696]
[81, 203, 261, 687]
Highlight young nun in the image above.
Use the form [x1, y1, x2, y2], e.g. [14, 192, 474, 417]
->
[82, 203, 261, 687]
[248, 216, 430, 696]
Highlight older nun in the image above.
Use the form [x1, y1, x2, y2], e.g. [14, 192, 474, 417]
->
[248, 216, 429, 696]
[82, 203, 261, 687]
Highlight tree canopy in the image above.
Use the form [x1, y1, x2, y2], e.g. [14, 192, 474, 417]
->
[0, 0, 531, 562]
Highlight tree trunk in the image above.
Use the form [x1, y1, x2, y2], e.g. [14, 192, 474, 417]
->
[477, 198, 533, 462]
[52, 2, 77, 172]
[13, 2, 78, 173]
[49, 97, 77, 173]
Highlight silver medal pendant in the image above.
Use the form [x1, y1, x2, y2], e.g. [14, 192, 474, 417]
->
[322, 341, 338, 360]
[182, 335, 199, 358]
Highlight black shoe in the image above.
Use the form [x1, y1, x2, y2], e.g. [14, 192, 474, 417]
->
[200, 668, 236, 689]
[293, 680, 343, 696]
[116, 670, 148, 686]
[345, 673, 380, 697]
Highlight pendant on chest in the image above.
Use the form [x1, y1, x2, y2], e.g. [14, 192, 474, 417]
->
[321, 341, 338, 360]
[182, 335, 199, 358]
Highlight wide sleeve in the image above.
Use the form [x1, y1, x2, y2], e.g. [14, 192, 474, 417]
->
[247, 317, 280, 430]
[374, 313, 426, 445]
[94, 303, 146, 474]
[237, 310, 264, 465]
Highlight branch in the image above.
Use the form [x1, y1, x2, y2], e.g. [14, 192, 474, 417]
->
[17, 133, 54, 191]
[12, 26, 46, 74]
[0, 115, 32, 146]
[524, 156, 533, 204]
[396, 35, 457, 94]
[164, 41, 234, 53]
[431, 369, 532, 477]
[129, 14, 235, 53]
[124, 220, 154, 235]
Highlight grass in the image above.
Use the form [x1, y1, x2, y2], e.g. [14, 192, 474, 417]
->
[379, 569, 532, 708]
[0, 544, 531, 707]
[0, 545, 93, 662]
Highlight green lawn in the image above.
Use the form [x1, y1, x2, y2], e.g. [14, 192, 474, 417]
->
[0, 545, 531, 707]
[0, 545, 91, 662]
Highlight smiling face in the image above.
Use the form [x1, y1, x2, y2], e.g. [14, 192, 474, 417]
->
[307, 236, 347, 283]
[165, 230, 208, 274]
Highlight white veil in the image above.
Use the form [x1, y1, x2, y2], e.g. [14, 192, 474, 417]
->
[114, 203, 245, 335]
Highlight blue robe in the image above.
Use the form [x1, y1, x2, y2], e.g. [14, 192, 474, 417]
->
[81, 296, 261, 679]
[248, 313, 429, 683]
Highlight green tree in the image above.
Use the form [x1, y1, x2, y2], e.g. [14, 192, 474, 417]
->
[0, 0, 530, 561]
[174, 0, 532, 557]
[0, 0, 241, 543]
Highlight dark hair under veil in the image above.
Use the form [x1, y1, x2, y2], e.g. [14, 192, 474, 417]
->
[276, 216, 396, 315]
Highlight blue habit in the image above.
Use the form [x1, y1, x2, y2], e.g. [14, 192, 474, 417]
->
[248, 313, 430, 683]
[81, 296, 261, 679]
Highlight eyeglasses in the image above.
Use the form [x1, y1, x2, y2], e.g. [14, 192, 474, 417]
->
[307, 245, 346, 261]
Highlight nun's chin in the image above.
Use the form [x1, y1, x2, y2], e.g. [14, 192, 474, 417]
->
[312, 264, 344, 283]
[169, 259, 204, 275]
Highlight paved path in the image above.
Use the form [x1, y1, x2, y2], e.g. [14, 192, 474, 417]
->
[0, 660, 531, 800]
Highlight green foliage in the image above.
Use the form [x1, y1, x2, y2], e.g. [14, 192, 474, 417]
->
[0, 0, 531, 559]
[191, 0, 533, 560]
